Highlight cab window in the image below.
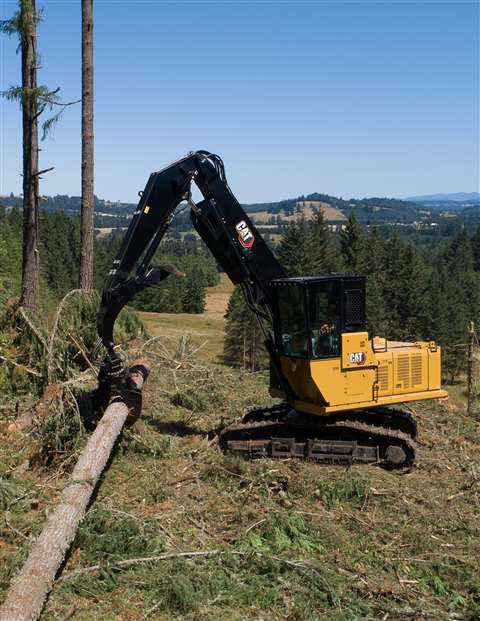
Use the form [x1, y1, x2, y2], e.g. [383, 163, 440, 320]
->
[276, 286, 308, 358]
[308, 282, 341, 358]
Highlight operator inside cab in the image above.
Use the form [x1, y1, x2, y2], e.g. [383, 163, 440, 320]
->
[274, 278, 341, 360]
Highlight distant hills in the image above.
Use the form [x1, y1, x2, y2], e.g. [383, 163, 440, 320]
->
[406, 192, 480, 202]
[243, 193, 424, 224]
[2, 189, 479, 229]
[0, 194, 134, 228]
[404, 192, 480, 214]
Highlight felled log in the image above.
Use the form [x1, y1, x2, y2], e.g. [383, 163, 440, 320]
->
[0, 362, 150, 621]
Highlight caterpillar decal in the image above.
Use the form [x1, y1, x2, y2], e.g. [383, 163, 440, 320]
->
[349, 352, 366, 365]
[235, 220, 255, 249]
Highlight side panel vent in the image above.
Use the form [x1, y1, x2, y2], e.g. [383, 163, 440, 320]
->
[411, 353, 423, 386]
[377, 364, 389, 392]
[397, 355, 410, 389]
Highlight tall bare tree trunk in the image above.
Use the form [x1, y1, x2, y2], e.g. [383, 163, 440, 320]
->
[80, 0, 94, 290]
[20, 0, 40, 314]
[467, 320, 475, 416]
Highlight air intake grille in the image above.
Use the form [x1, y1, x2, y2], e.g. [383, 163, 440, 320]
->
[377, 364, 389, 391]
[397, 355, 410, 388]
[344, 289, 364, 326]
[411, 353, 423, 385]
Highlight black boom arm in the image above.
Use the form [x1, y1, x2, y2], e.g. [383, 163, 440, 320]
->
[97, 151, 285, 356]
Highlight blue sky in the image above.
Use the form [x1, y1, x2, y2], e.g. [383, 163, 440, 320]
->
[1, 0, 479, 203]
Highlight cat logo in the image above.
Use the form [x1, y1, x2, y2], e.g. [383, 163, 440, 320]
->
[349, 352, 366, 365]
[235, 220, 255, 249]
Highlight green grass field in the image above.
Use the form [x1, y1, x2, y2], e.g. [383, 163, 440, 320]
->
[139, 273, 234, 362]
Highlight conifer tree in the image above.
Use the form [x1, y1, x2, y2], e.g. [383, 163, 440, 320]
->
[182, 266, 206, 314]
[470, 226, 480, 272]
[307, 208, 337, 274]
[340, 211, 366, 273]
[223, 287, 268, 370]
[399, 244, 429, 340]
[41, 212, 80, 295]
[277, 217, 310, 276]
[363, 228, 387, 336]
[381, 235, 409, 338]
[445, 228, 474, 274]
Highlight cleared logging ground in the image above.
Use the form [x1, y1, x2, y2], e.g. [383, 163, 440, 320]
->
[0, 283, 478, 620]
[1, 354, 479, 619]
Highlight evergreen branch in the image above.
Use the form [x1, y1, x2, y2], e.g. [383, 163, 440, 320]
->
[1, 83, 79, 139]
[0, 86, 23, 102]
[0, 6, 43, 37]
[41, 111, 63, 140]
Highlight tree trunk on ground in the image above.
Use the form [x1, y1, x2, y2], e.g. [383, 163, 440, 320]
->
[80, 0, 94, 290]
[20, 0, 40, 314]
[0, 363, 149, 621]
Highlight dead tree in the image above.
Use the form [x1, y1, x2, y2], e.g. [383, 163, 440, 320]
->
[0, 363, 149, 621]
[80, 0, 94, 290]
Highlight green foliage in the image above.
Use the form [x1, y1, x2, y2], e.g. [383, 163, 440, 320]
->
[277, 217, 311, 276]
[35, 389, 87, 467]
[240, 514, 325, 554]
[340, 211, 366, 273]
[277, 211, 338, 277]
[0, 206, 22, 297]
[312, 477, 367, 510]
[171, 371, 224, 412]
[95, 233, 218, 314]
[182, 265, 206, 313]
[41, 211, 81, 296]
[223, 286, 268, 370]
[75, 506, 166, 563]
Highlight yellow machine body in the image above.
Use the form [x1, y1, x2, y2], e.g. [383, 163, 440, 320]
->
[270, 332, 448, 415]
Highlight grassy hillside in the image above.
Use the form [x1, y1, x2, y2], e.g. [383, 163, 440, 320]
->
[249, 202, 347, 225]
[139, 274, 234, 362]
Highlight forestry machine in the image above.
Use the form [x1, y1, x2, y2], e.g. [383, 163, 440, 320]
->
[96, 151, 447, 468]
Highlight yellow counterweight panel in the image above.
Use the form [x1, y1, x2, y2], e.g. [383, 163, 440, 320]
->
[271, 335, 448, 415]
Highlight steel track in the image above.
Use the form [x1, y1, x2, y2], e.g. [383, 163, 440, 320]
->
[219, 403, 417, 468]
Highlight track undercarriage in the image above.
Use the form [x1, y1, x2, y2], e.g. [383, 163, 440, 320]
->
[219, 403, 417, 468]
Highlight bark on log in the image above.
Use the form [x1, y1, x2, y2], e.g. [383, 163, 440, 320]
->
[0, 362, 149, 621]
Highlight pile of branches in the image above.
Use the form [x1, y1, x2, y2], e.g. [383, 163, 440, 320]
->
[139, 334, 208, 372]
[0, 290, 145, 466]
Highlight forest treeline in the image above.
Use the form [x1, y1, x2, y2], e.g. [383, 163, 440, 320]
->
[1, 204, 479, 382]
[223, 210, 480, 382]
[0, 207, 218, 315]
[1, 194, 133, 228]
